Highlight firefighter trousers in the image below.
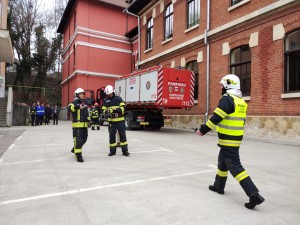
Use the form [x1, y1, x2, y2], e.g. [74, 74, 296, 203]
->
[108, 121, 128, 154]
[213, 147, 259, 197]
[72, 128, 88, 154]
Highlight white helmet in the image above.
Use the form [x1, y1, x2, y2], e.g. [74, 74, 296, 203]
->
[74, 88, 85, 96]
[220, 74, 240, 90]
[104, 85, 115, 95]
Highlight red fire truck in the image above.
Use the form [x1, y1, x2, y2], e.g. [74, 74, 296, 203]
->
[96, 66, 195, 130]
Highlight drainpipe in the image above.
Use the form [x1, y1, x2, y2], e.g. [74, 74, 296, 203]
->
[124, 9, 140, 70]
[204, 0, 211, 122]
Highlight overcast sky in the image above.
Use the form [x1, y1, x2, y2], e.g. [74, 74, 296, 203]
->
[40, 0, 55, 10]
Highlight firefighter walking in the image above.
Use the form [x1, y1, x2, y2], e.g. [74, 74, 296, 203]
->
[102, 85, 130, 157]
[90, 103, 100, 130]
[195, 74, 265, 209]
[68, 88, 90, 162]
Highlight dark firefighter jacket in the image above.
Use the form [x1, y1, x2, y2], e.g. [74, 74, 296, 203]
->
[102, 95, 125, 122]
[68, 97, 90, 128]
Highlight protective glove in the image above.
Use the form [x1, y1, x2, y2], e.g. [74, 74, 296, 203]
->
[114, 108, 122, 113]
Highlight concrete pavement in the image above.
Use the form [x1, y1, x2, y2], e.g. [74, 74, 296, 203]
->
[0, 121, 299, 225]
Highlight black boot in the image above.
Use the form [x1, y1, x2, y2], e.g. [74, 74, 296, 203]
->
[71, 147, 74, 153]
[245, 193, 265, 209]
[108, 153, 115, 156]
[76, 153, 84, 162]
[123, 152, 130, 157]
[209, 185, 224, 194]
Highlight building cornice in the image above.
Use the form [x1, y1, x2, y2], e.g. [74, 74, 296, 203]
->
[61, 70, 122, 85]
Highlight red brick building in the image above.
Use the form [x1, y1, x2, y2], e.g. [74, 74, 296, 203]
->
[57, 0, 138, 116]
[127, 0, 300, 141]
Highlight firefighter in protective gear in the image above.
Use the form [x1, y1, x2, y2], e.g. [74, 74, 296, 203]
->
[30, 102, 36, 126]
[68, 88, 90, 162]
[102, 85, 130, 156]
[195, 74, 265, 209]
[90, 103, 100, 130]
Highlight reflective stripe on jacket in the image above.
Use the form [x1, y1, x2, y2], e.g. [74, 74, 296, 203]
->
[206, 94, 247, 148]
[68, 98, 89, 128]
[102, 95, 125, 123]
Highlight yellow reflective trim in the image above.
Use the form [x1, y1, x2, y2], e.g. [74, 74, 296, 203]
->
[69, 103, 76, 112]
[206, 120, 215, 129]
[110, 143, 117, 147]
[214, 108, 227, 118]
[110, 117, 125, 122]
[72, 122, 88, 128]
[120, 141, 128, 146]
[218, 139, 242, 147]
[77, 109, 80, 121]
[235, 171, 249, 182]
[217, 169, 228, 177]
[218, 124, 244, 130]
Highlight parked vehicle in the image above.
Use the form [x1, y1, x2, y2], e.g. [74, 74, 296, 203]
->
[95, 66, 195, 130]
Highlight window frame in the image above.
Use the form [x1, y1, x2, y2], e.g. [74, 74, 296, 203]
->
[186, 60, 199, 102]
[146, 17, 154, 50]
[284, 29, 300, 93]
[187, 0, 200, 29]
[229, 45, 251, 96]
[164, 4, 174, 40]
[230, 0, 244, 7]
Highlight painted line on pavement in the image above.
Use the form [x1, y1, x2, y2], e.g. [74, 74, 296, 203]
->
[208, 164, 217, 169]
[7, 144, 15, 152]
[0, 169, 215, 205]
[16, 136, 22, 141]
[0, 149, 172, 166]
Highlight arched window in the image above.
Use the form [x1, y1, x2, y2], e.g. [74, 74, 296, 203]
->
[164, 4, 173, 40]
[284, 29, 300, 93]
[146, 17, 153, 49]
[187, 0, 200, 29]
[186, 61, 199, 101]
[230, 46, 251, 96]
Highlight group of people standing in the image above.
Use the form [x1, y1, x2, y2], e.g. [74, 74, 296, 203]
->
[68, 85, 130, 163]
[30, 102, 60, 126]
[66, 75, 265, 210]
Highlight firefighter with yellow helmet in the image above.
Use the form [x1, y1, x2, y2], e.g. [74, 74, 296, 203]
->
[68, 88, 90, 162]
[195, 74, 265, 209]
[102, 85, 130, 156]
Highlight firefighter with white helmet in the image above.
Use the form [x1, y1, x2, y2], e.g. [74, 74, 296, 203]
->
[68, 88, 90, 162]
[195, 74, 265, 209]
[102, 85, 130, 156]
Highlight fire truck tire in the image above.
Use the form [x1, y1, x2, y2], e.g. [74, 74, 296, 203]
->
[125, 112, 133, 130]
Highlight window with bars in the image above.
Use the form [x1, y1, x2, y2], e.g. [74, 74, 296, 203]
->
[284, 29, 300, 93]
[164, 4, 174, 40]
[230, 46, 251, 96]
[186, 61, 199, 101]
[146, 17, 153, 50]
[187, 0, 200, 29]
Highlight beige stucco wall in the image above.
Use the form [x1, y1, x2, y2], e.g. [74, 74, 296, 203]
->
[164, 115, 300, 143]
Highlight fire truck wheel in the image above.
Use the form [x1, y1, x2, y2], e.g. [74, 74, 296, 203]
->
[125, 112, 133, 130]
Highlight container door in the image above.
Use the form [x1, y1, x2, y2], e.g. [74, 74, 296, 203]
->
[140, 70, 158, 102]
[125, 76, 140, 102]
[115, 79, 126, 100]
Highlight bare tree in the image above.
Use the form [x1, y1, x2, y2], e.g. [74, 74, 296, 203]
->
[7, 0, 63, 92]
[8, 0, 39, 88]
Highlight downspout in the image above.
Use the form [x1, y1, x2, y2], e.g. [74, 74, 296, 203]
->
[204, 0, 211, 122]
[124, 9, 140, 70]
